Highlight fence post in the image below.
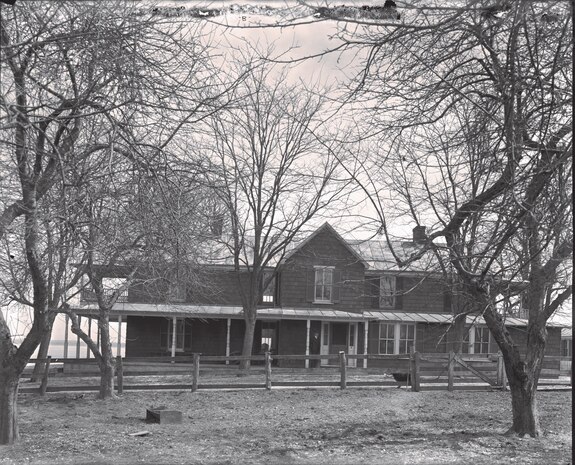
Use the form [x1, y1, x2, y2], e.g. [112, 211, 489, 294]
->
[339, 351, 347, 389]
[448, 351, 455, 391]
[410, 350, 421, 392]
[265, 352, 272, 390]
[116, 356, 124, 395]
[192, 353, 200, 392]
[39, 356, 51, 396]
[496, 352, 502, 386]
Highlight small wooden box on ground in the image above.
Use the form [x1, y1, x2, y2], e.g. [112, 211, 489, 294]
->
[146, 407, 182, 424]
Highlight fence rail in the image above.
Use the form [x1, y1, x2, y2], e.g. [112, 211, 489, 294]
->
[23, 352, 571, 395]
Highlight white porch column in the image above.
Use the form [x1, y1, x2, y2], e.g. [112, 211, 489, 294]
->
[117, 315, 122, 357]
[363, 322, 369, 368]
[76, 316, 82, 358]
[63, 314, 69, 358]
[171, 317, 177, 358]
[226, 318, 231, 365]
[96, 320, 101, 353]
[305, 319, 311, 369]
[86, 317, 92, 358]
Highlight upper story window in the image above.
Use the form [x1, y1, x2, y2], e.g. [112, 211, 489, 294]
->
[168, 282, 186, 303]
[379, 276, 396, 308]
[261, 271, 275, 304]
[81, 277, 128, 303]
[314, 266, 334, 303]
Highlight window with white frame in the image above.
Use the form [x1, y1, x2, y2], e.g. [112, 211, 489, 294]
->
[379, 276, 396, 308]
[314, 267, 334, 303]
[379, 323, 395, 354]
[398, 324, 416, 354]
[474, 327, 491, 354]
[168, 282, 186, 302]
[378, 322, 415, 354]
[161, 318, 187, 352]
[463, 326, 492, 354]
[561, 338, 572, 358]
[261, 271, 275, 303]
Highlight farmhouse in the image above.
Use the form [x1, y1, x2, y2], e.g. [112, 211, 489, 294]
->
[70, 223, 564, 367]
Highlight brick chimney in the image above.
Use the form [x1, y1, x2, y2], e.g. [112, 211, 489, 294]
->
[413, 225, 426, 244]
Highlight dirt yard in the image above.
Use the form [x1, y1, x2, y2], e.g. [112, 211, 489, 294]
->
[0, 388, 571, 464]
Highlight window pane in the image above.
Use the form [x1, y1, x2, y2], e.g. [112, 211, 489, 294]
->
[398, 324, 415, 354]
[378, 323, 395, 354]
[324, 284, 331, 301]
[314, 268, 333, 302]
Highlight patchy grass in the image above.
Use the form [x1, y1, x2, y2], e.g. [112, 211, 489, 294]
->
[1, 388, 571, 464]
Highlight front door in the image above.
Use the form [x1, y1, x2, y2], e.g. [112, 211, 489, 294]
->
[320, 322, 357, 366]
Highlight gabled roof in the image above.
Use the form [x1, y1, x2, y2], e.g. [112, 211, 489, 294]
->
[348, 239, 436, 273]
[281, 222, 368, 268]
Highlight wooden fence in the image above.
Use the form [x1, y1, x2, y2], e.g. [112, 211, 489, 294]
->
[22, 352, 571, 395]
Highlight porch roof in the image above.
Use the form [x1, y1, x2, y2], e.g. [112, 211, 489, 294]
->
[364, 311, 566, 327]
[73, 303, 364, 321]
[73, 303, 565, 327]
[364, 311, 453, 324]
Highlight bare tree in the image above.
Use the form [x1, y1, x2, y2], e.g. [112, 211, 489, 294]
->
[62, 156, 218, 399]
[192, 63, 354, 369]
[331, 1, 572, 437]
[0, 0, 234, 442]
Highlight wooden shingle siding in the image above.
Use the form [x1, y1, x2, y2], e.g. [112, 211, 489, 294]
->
[401, 277, 447, 313]
[499, 326, 562, 357]
[191, 319, 227, 356]
[277, 320, 307, 367]
[280, 227, 366, 312]
[125, 316, 164, 357]
[416, 324, 448, 353]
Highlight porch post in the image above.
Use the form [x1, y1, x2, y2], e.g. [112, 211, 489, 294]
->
[226, 318, 231, 365]
[305, 319, 311, 369]
[75, 316, 82, 358]
[63, 314, 69, 358]
[117, 315, 122, 357]
[171, 317, 177, 358]
[96, 319, 101, 353]
[86, 317, 92, 358]
[363, 322, 369, 368]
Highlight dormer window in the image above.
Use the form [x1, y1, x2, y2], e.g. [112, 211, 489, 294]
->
[314, 266, 334, 303]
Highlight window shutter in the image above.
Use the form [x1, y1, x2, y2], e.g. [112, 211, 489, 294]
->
[443, 288, 452, 312]
[370, 278, 379, 309]
[395, 277, 403, 309]
[306, 269, 315, 302]
[332, 270, 342, 303]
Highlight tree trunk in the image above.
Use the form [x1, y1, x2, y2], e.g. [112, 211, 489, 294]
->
[0, 367, 20, 445]
[97, 317, 115, 399]
[239, 312, 257, 371]
[30, 330, 52, 382]
[482, 293, 546, 438]
[506, 375, 541, 437]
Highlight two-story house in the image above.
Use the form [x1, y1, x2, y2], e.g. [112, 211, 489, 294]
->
[71, 223, 564, 367]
